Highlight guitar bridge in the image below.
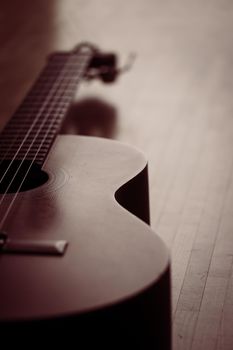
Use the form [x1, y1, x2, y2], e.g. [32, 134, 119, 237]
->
[0, 232, 68, 256]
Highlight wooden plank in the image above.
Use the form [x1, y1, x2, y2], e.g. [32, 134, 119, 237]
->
[217, 273, 233, 350]
[191, 277, 229, 350]
[174, 310, 199, 350]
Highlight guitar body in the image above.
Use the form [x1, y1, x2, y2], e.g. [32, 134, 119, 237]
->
[0, 135, 171, 349]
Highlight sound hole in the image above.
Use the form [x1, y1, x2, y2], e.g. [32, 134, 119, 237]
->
[0, 160, 49, 194]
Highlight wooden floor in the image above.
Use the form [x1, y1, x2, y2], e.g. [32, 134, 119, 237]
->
[1, 1, 233, 349]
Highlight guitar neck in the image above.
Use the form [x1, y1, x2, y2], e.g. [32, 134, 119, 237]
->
[0, 46, 93, 166]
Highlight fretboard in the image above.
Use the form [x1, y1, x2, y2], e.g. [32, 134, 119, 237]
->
[0, 45, 93, 166]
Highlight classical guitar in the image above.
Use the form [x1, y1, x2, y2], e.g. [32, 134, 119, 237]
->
[0, 43, 171, 349]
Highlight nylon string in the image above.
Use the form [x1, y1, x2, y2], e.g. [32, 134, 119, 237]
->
[0, 52, 90, 229]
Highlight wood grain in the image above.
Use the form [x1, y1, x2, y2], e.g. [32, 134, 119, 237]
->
[1, 1, 233, 348]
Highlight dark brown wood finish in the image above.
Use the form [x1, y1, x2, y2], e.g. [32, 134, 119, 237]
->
[0, 136, 171, 348]
[0, 46, 171, 348]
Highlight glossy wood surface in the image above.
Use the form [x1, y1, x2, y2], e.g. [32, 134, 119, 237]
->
[0, 135, 169, 319]
[0, 136, 171, 349]
[1, 1, 233, 349]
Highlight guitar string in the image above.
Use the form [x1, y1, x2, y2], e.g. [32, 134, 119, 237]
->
[0, 55, 90, 193]
[0, 57, 72, 184]
[0, 60, 76, 207]
[0, 65, 61, 169]
[0, 54, 86, 197]
[0, 56, 89, 228]
[0, 43, 95, 169]
[0, 53, 91, 228]
[0, 78, 83, 229]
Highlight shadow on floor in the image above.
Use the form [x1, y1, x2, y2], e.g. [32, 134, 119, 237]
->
[61, 97, 118, 139]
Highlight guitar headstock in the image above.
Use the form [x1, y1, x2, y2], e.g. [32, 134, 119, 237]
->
[73, 42, 119, 83]
[48, 42, 135, 84]
[84, 44, 136, 83]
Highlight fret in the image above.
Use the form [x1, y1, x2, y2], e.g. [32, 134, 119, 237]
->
[32, 75, 81, 87]
[0, 153, 46, 158]
[0, 138, 54, 147]
[14, 98, 74, 110]
[0, 153, 49, 159]
[0, 138, 53, 146]
[0, 144, 52, 151]
[9, 121, 61, 128]
[10, 108, 69, 119]
[10, 116, 61, 123]
[1, 130, 57, 137]
[11, 109, 65, 117]
[0, 144, 51, 150]
[0, 149, 52, 158]
[1, 126, 61, 136]
[0, 155, 48, 161]
[0, 156, 45, 164]
[0, 135, 55, 143]
[28, 88, 76, 96]
[0, 151, 47, 159]
[4, 120, 62, 127]
[19, 82, 79, 105]
[0, 146, 49, 152]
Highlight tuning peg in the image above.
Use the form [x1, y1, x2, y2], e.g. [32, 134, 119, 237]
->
[87, 51, 136, 83]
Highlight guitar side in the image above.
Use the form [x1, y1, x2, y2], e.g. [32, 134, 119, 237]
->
[0, 135, 171, 349]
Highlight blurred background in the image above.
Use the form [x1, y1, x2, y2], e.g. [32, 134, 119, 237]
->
[1, 1, 233, 349]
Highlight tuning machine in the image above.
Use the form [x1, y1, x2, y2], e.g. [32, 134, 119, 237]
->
[86, 49, 136, 83]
